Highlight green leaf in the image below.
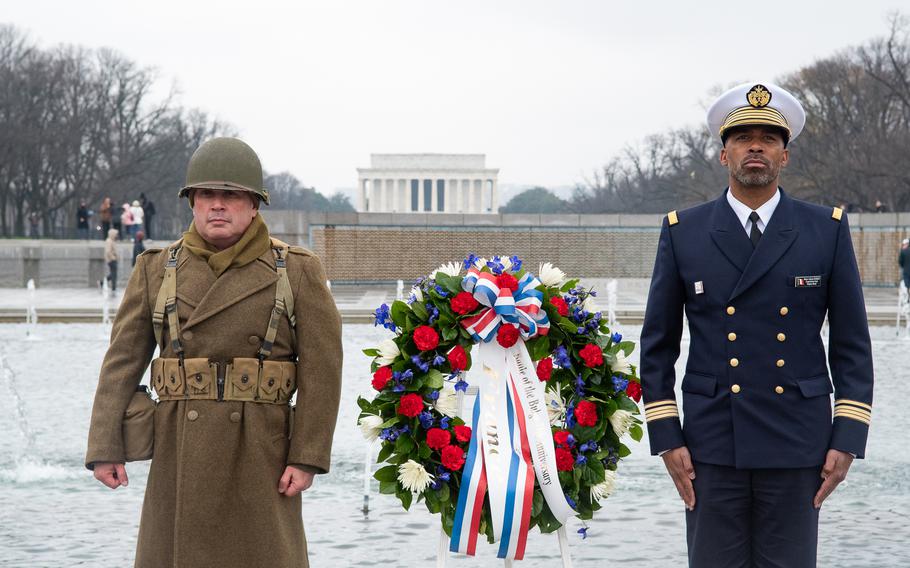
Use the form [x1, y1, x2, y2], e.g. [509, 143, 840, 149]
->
[629, 424, 643, 442]
[411, 302, 429, 321]
[441, 326, 458, 341]
[380, 416, 401, 429]
[435, 483, 450, 503]
[374, 464, 399, 482]
[425, 369, 444, 389]
[377, 443, 394, 463]
[398, 490, 413, 510]
[390, 300, 410, 327]
[436, 273, 464, 295]
[379, 480, 398, 494]
[617, 443, 631, 458]
[560, 279, 579, 293]
[395, 434, 416, 454]
[618, 341, 635, 356]
[418, 441, 432, 459]
[362, 348, 380, 357]
[531, 490, 544, 516]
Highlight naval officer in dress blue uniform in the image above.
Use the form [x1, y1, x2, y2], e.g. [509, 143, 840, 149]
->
[640, 82, 874, 567]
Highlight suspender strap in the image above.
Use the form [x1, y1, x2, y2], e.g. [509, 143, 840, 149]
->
[152, 243, 183, 355]
[259, 241, 296, 359]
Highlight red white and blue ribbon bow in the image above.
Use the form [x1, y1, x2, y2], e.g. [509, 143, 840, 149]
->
[460, 268, 550, 342]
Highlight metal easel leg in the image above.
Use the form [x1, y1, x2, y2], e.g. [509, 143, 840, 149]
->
[557, 526, 573, 568]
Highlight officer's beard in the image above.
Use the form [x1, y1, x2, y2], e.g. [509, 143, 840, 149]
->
[731, 154, 780, 187]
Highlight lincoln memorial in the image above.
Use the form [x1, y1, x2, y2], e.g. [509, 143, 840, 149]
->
[357, 154, 499, 213]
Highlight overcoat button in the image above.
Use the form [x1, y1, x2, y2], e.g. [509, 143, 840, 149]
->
[728, 332, 737, 341]
[731, 384, 741, 393]
[777, 333, 786, 342]
[730, 358, 739, 367]
[182, 331, 193, 340]
[780, 307, 789, 316]
[248, 335, 260, 345]
[230, 412, 241, 423]
[187, 410, 199, 421]
[726, 306, 736, 315]
[776, 359, 785, 367]
[775, 386, 784, 394]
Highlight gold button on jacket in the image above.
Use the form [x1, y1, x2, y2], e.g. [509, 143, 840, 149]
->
[728, 332, 737, 341]
[775, 386, 784, 394]
[726, 306, 736, 315]
[187, 410, 199, 421]
[777, 333, 786, 342]
[776, 359, 785, 367]
[779, 306, 789, 316]
[731, 384, 741, 393]
[730, 358, 740, 367]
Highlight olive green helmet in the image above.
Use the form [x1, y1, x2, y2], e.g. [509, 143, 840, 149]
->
[178, 137, 270, 205]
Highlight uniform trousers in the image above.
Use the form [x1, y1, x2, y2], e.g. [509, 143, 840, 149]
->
[686, 461, 821, 568]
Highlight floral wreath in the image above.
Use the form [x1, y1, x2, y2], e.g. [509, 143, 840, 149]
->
[358, 255, 642, 555]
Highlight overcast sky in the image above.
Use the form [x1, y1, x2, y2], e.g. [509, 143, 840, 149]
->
[4, 1, 904, 197]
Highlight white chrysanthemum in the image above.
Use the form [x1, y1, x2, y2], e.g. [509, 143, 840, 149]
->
[473, 257, 488, 269]
[582, 294, 598, 312]
[398, 460, 434, 493]
[431, 262, 461, 279]
[538, 262, 566, 287]
[434, 384, 459, 418]
[608, 409, 635, 438]
[499, 256, 512, 272]
[611, 350, 633, 375]
[545, 387, 566, 426]
[358, 415, 384, 441]
[375, 338, 400, 366]
[590, 469, 617, 502]
[410, 285, 423, 302]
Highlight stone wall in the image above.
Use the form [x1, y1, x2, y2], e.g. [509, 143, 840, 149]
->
[1, 211, 907, 287]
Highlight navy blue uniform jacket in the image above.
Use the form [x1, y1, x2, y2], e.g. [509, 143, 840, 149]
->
[640, 189, 873, 469]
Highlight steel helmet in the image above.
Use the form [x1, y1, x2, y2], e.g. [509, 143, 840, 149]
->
[178, 137, 269, 205]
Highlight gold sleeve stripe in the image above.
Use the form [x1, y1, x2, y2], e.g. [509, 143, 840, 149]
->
[834, 399, 872, 411]
[644, 399, 677, 410]
[645, 406, 680, 418]
[646, 410, 680, 422]
[834, 409, 871, 425]
[667, 211, 679, 226]
[832, 207, 843, 221]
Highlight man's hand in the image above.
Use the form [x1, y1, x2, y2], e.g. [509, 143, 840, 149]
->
[93, 462, 129, 489]
[661, 446, 696, 510]
[814, 449, 854, 508]
[278, 465, 314, 498]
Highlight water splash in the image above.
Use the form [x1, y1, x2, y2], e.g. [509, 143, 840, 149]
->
[0, 349, 36, 450]
[0, 456, 81, 484]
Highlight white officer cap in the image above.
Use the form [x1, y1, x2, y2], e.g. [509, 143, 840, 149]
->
[707, 82, 806, 144]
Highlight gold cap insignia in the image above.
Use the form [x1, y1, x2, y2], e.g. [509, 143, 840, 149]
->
[746, 84, 772, 108]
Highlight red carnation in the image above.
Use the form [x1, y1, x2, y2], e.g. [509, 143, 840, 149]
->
[536, 357, 553, 381]
[553, 429, 572, 447]
[447, 345, 468, 371]
[579, 343, 604, 368]
[441, 445, 466, 471]
[413, 325, 440, 351]
[550, 296, 569, 317]
[497, 324, 520, 348]
[496, 273, 519, 292]
[454, 425, 472, 443]
[426, 428, 451, 451]
[575, 400, 598, 427]
[397, 393, 424, 418]
[555, 447, 575, 471]
[450, 291, 480, 315]
[626, 381, 642, 402]
[371, 366, 393, 390]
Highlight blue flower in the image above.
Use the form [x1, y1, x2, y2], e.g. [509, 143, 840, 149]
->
[577, 327, 586, 335]
[454, 379, 469, 392]
[407, 293, 418, 305]
[509, 255, 523, 272]
[575, 374, 586, 397]
[398, 424, 411, 435]
[566, 434, 576, 446]
[418, 411, 435, 429]
[436, 468, 451, 482]
[392, 383, 405, 393]
[400, 369, 414, 381]
[612, 332, 623, 343]
[411, 355, 430, 373]
[486, 256, 505, 275]
[575, 453, 587, 465]
[463, 253, 479, 270]
[612, 375, 629, 392]
[426, 389, 440, 401]
[566, 403, 577, 429]
[439, 416, 451, 430]
[566, 495, 577, 509]
[380, 427, 399, 441]
[579, 441, 598, 453]
[434, 285, 449, 298]
[373, 303, 396, 331]
[577, 527, 588, 540]
[554, 345, 572, 368]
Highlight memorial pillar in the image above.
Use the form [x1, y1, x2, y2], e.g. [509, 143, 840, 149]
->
[490, 178, 499, 213]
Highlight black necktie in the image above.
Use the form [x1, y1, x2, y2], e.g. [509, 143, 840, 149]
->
[749, 211, 762, 248]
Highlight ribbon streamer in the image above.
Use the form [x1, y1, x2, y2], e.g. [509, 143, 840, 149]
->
[460, 268, 550, 342]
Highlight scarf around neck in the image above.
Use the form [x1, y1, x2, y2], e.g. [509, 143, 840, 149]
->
[182, 214, 271, 277]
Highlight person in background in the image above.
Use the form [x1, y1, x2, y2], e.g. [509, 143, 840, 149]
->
[77, 201, 91, 239]
[132, 230, 145, 266]
[99, 197, 113, 239]
[140, 192, 156, 239]
[130, 200, 145, 238]
[900, 238, 910, 289]
[120, 203, 133, 241]
[875, 200, 887, 213]
[28, 211, 40, 238]
[104, 228, 119, 291]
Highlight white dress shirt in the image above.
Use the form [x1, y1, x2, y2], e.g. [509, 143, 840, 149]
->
[726, 188, 780, 237]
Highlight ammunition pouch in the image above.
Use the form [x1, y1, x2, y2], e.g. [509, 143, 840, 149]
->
[151, 357, 297, 404]
[122, 386, 155, 462]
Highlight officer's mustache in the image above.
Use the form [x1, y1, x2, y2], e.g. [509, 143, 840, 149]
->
[207, 214, 231, 222]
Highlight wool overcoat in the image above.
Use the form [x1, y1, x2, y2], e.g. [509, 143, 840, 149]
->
[85, 240, 343, 568]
